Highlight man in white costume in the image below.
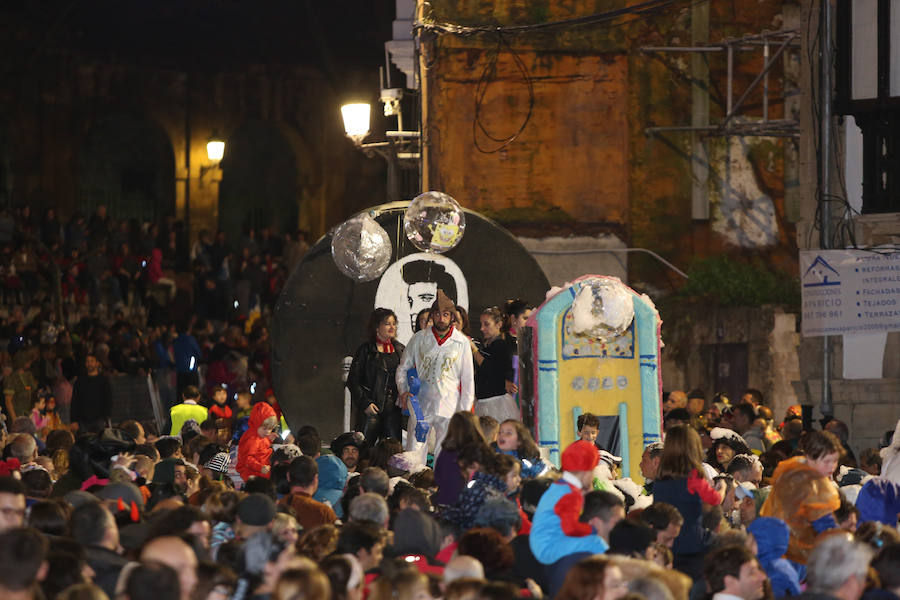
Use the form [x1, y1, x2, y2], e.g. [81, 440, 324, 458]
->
[396, 289, 474, 465]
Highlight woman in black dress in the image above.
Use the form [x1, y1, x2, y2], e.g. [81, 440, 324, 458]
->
[347, 308, 405, 445]
[471, 306, 520, 422]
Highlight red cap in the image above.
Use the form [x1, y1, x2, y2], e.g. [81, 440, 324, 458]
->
[561, 440, 599, 472]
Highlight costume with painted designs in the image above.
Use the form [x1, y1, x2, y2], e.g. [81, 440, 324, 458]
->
[396, 323, 474, 461]
[759, 455, 840, 564]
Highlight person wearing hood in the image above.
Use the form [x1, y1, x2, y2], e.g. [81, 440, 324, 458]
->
[314, 454, 349, 518]
[747, 517, 801, 597]
[530, 440, 610, 566]
[855, 478, 900, 526]
[236, 402, 278, 482]
[152, 457, 188, 496]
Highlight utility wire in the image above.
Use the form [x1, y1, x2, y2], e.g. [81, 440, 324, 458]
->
[416, 0, 682, 36]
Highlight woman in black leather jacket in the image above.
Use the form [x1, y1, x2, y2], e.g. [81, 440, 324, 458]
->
[346, 308, 405, 445]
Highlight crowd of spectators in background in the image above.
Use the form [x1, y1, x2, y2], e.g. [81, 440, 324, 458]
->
[4, 204, 900, 600]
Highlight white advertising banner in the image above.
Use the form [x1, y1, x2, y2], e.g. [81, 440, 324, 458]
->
[800, 250, 900, 337]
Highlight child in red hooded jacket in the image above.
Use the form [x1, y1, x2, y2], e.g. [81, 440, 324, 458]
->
[236, 402, 278, 482]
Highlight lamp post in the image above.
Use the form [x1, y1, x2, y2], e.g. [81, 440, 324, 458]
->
[341, 87, 420, 201]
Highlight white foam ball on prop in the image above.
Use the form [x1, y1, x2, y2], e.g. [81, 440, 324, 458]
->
[570, 278, 635, 341]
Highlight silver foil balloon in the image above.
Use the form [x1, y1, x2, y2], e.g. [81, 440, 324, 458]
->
[403, 191, 466, 253]
[331, 213, 392, 282]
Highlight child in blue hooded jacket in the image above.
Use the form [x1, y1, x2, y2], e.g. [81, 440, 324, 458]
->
[747, 517, 802, 597]
[529, 440, 609, 565]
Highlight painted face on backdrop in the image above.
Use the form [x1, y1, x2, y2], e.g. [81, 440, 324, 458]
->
[375, 253, 469, 345]
[407, 282, 437, 332]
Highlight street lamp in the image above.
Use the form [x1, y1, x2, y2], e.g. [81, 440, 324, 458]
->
[206, 136, 225, 162]
[341, 68, 420, 201]
[341, 103, 372, 144]
[201, 133, 225, 179]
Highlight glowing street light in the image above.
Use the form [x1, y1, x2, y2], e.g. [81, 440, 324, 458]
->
[341, 103, 372, 145]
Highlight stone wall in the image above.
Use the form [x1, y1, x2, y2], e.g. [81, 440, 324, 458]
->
[519, 234, 628, 289]
[794, 332, 900, 458]
[660, 304, 801, 425]
[420, 0, 801, 291]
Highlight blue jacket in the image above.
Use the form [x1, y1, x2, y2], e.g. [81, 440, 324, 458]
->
[529, 475, 608, 565]
[748, 517, 801, 597]
[313, 454, 348, 518]
[498, 448, 547, 479]
[441, 471, 506, 531]
[173, 334, 202, 374]
[652, 477, 709, 555]
[857, 478, 900, 525]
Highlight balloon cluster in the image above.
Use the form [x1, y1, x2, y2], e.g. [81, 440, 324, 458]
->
[331, 191, 466, 282]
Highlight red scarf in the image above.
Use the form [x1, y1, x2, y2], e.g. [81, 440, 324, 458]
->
[376, 337, 395, 353]
[432, 325, 454, 345]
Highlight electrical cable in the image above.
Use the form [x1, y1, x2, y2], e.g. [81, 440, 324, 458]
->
[471, 31, 535, 154]
[417, 0, 708, 155]
[415, 0, 684, 36]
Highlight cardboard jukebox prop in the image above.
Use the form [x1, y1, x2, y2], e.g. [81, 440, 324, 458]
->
[520, 275, 663, 478]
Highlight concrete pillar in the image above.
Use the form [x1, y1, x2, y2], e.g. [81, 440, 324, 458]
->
[691, 0, 710, 220]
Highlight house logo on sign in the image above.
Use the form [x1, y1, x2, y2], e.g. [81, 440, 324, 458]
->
[803, 255, 841, 288]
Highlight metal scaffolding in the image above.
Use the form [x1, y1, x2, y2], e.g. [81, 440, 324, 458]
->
[641, 29, 801, 138]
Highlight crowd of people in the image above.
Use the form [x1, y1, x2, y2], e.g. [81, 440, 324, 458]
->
[0, 204, 307, 320]
[2, 207, 900, 600]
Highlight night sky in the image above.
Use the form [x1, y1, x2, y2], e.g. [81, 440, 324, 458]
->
[0, 1, 399, 94]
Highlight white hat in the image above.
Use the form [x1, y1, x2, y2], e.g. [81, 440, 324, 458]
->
[734, 482, 757, 501]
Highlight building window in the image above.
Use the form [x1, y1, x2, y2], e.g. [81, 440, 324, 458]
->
[836, 0, 900, 213]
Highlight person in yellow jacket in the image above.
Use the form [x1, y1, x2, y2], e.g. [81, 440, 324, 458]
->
[169, 385, 208, 436]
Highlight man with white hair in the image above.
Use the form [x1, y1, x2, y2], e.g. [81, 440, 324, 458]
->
[443, 555, 484, 584]
[7, 434, 37, 466]
[348, 492, 390, 528]
[799, 533, 872, 600]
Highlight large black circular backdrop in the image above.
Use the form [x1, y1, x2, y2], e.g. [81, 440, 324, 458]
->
[271, 201, 550, 442]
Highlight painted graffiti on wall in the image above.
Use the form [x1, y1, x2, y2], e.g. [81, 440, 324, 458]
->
[710, 135, 779, 248]
[374, 253, 470, 345]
